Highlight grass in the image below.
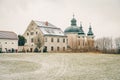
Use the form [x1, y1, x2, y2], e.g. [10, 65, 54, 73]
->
[0, 53, 120, 80]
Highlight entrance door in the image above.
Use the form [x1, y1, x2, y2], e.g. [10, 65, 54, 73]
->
[30, 48, 33, 52]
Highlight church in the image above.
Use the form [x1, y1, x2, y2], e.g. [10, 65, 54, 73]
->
[64, 15, 95, 51]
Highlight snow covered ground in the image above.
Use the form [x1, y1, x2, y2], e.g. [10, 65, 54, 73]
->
[0, 53, 120, 80]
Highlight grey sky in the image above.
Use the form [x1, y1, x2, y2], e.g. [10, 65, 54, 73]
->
[0, 0, 120, 38]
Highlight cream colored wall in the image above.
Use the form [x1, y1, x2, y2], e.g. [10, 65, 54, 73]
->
[66, 33, 95, 50]
[0, 39, 18, 52]
[44, 36, 67, 52]
[23, 21, 40, 51]
[77, 35, 86, 49]
[86, 36, 94, 49]
[67, 33, 78, 49]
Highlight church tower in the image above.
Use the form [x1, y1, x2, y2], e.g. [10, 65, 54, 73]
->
[87, 24, 95, 50]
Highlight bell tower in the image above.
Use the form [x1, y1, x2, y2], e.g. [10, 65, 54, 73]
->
[87, 23, 95, 50]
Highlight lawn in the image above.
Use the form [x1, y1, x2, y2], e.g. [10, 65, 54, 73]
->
[0, 53, 120, 80]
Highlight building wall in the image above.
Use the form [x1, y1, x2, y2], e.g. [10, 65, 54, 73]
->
[23, 21, 67, 52]
[77, 35, 86, 49]
[0, 39, 18, 52]
[87, 36, 94, 49]
[23, 21, 40, 52]
[66, 33, 95, 51]
[66, 33, 78, 49]
[44, 36, 67, 52]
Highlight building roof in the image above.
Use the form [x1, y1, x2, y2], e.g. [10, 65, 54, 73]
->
[34, 21, 57, 28]
[0, 31, 18, 40]
[34, 20, 66, 36]
[64, 15, 85, 34]
[64, 26, 80, 33]
[78, 24, 85, 35]
[87, 25, 94, 36]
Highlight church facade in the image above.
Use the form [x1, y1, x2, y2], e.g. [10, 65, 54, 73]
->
[64, 15, 95, 51]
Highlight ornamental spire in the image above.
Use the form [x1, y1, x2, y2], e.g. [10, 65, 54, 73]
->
[71, 14, 77, 26]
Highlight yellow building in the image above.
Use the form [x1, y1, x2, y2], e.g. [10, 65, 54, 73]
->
[64, 15, 95, 51]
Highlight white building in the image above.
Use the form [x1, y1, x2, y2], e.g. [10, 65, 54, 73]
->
[23, 20, 67, 52]
[0, 31, 18, 53]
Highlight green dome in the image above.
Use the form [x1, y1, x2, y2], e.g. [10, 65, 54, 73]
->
[71, 18, 77, 26]
[64, 26, 80, 33]
[87, 25, 94, 36]
[78, 23, 85, 35]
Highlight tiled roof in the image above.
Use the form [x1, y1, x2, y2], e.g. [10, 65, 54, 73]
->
[0, 31, 18, 40]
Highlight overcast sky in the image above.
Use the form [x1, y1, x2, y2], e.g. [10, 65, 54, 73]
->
[0, 0, 120, 38]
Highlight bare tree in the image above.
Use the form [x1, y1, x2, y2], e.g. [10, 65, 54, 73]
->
[115, 37, 120, 53]
[34, 33, 44, 52]
[95, 37, 113, 53]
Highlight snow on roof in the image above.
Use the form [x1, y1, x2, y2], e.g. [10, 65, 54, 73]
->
[39, 27, 65, 36]
[34, 21, 57, 28]
[34, 20, 66, 36]
[0, 31, 18, 40]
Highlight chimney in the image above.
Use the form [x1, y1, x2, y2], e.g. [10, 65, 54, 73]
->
[45, 21, 48, 26]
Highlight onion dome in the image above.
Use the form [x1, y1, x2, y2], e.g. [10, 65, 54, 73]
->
[87, 24, 94, 36]
[64, 14, 79, 33]
[78, 22, 85, 35]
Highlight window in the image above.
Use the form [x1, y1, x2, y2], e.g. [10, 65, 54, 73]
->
[45, 46, 47, 51]
[57, 38, 59, 42]
[51, 38, 54, 42]
[51, 46, 54, 51]
[31, 38, 34, 43]
[31, 32, 34, 35]
[57, 47, 59, 51]
[27, 33, 29, 36]
[63, 39, 65, 43]
[63, 47, 65, 51]
[36, 32, 38, 35]
[5, 42, 7, 44]
[45, 38, 47, 42]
